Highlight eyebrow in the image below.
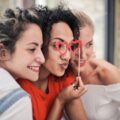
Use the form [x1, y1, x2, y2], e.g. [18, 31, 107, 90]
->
[89, 40, 93, 43]
[52, 37, 64, 42]
[27, 42, 39, 46]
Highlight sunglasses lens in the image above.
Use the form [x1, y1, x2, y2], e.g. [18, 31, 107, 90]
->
[71, 43, 79, 51]
[70, 40, 82, 55]
[52, 40, 82, 56]
[58, 42, 67, 54]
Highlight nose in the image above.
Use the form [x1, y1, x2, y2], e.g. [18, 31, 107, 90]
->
[80, 47, 87, 59]
[61, 49, 71, 61]
[36, 50, 45, 64]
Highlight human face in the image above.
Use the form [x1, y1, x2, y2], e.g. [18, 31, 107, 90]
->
[44, 22, 74, 76]
[71, 25, 94, 73]
[2, 24, 45, 81]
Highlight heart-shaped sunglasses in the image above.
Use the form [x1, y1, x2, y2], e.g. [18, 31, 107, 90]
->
[50, 40, 82, 56]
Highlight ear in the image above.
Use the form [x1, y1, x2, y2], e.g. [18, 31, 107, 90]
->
[0, 43, 10, 61]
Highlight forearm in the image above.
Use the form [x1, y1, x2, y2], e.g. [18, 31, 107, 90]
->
[65, 99, 87, 120]
[47, 98, 64, 120]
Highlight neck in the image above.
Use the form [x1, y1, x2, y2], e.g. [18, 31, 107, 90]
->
[33, 65, 50, 92]
[39, 65, 50, 81]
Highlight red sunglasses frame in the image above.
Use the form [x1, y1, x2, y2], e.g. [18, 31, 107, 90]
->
[55, 40, 82, 56]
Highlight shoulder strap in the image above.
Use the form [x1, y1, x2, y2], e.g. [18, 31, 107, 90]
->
[0, 88, 28, 114]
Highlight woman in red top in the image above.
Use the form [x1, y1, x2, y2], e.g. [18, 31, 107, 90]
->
[18, 6, 87, 120]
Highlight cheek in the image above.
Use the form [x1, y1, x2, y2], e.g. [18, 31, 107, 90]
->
[49, 47, 61, 59]
[46, 50, 60, 66]
[86, 48, 93, 58]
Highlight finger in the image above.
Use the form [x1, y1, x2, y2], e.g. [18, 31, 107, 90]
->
[76, 76, 84, 86]
[72, 78, 79, 89]
[72, 77, 83, 89]
[79, 87, 87, 96]
[74, 86, 87, 96]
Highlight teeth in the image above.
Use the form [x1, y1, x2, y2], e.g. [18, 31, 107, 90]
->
[29, 66, 32, 69]
[28, 66, 39, 72]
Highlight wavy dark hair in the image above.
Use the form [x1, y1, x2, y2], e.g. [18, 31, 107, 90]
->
[0, 7, 44, 54]
[41, 6, 80, 58]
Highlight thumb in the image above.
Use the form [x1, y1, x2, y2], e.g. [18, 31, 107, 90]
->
[72, 78, 79, 89]
[72, 76, 84, 89]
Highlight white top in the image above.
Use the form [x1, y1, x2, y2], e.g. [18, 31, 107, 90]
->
[81, 84, 120, 120]
[0, 68, 33, 120]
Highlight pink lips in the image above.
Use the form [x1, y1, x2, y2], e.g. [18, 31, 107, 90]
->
[60, 63, 69, 70]
[80, 60, 86, 67]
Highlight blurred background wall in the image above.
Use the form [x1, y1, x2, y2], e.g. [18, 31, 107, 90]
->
[0, 0, 120, 67]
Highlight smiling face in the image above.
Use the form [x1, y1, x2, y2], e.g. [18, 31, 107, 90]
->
[43, 22, 74, 77]
[1, 24, 45, 81]
[71, 25, 94, 74]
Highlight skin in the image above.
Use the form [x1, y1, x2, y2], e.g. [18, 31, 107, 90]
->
[0, 24, 45, 81]
[44, 22, 73, 77]
[71, 25, 94, 77]
[69, 14, 120, 120]
[71, 24, 120, 85]
[35, 22, 74, 90]
[47, 77, 87, 120]
[83, 58, 120, 85]
[71, 24, 100, 84]
[33, 22, 87, 120]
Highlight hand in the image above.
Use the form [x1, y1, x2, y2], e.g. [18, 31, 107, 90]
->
[88, 59, 120, 85]
[57, 77, 87, 105]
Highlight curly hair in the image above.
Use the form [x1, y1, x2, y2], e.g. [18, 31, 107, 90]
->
[0, 7, 43, 54]
[41, 6, 80, 58]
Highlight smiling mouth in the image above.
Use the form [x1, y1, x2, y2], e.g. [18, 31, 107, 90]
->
[80, 61, 86, 67]
[74, 60, 86, 67]
[28, 66, 40, 72]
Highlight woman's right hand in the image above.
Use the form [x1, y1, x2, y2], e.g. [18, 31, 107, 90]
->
[88, 59, 120, 85]
[57, 77, 87, 105]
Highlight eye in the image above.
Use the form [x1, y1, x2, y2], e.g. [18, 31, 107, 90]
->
[28, 48, 36, 52]
[51, 41, 65, 50]
[85, 41, 93, 48]
[58, 43, 65, 49]
[51, 43, 57, 49]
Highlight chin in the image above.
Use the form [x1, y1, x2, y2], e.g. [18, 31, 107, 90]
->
[54, 71, 65, 77]
[80, 67, 87, 74]
[26, 75, 38, 82]
[73, 66, 86, 75]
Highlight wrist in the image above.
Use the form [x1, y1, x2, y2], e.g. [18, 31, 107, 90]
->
[56, 96, 65, 107]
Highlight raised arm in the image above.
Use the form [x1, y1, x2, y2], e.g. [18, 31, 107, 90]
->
[47, 77, 87, 120]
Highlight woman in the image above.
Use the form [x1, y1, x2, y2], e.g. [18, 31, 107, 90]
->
[0, 7, 45, 120]
[18, 7, 87, 120]
[71, 10, 120, 120]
